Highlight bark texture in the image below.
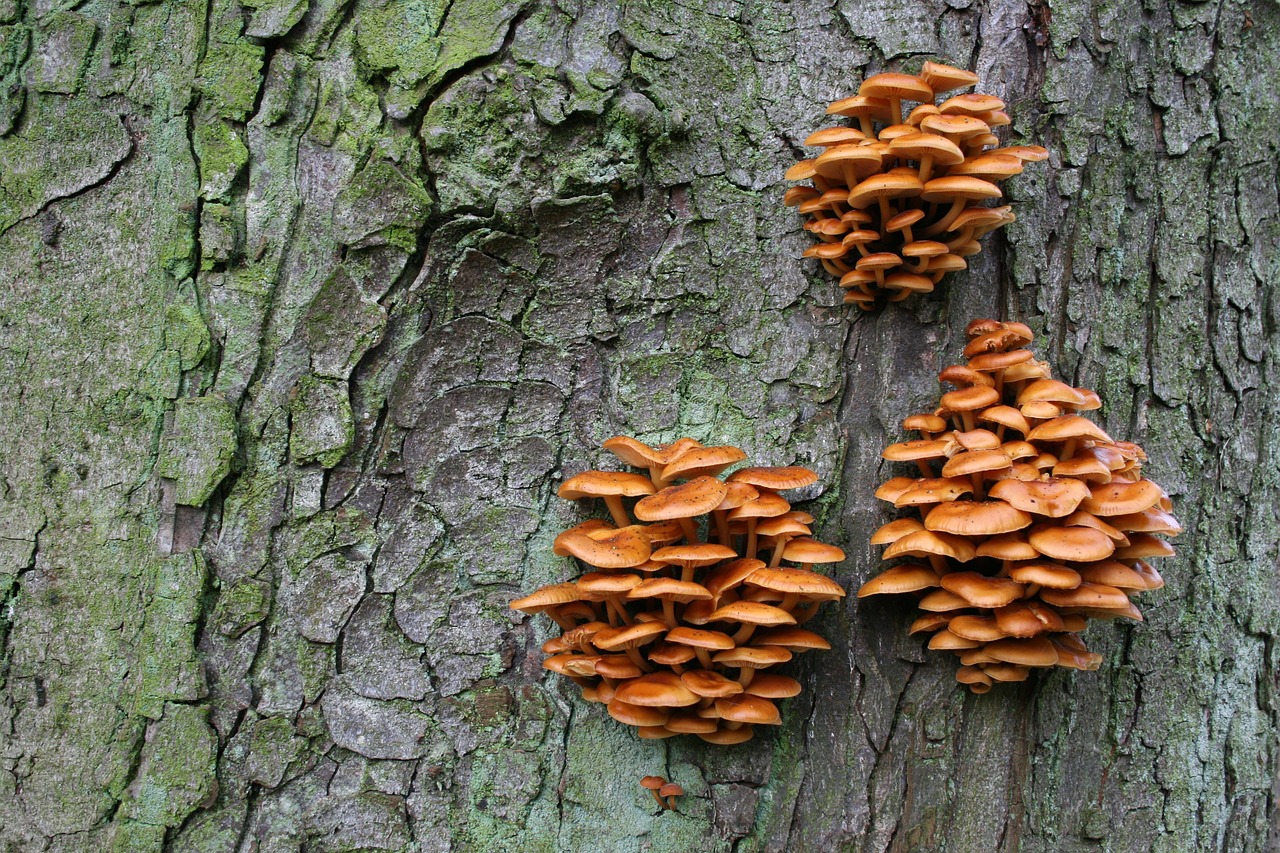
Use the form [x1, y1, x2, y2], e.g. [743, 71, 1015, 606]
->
[0, 0, 1276, 848]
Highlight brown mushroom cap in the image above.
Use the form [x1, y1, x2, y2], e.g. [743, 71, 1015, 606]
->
[883, 530, 978, 562]
[614, 672, 700, 707]
[780, 538, 847, 565]
[857, 563, 940, 596]
[984, 636, 1058, 667]
[924, 500, 1033, 536]
[666, 626, 736, 650]
[555, 526, 653, 569]
[918, 61, 980, 94]
[635, 477, 729, 521]
[707, 601, 797, 627]
[939, 572, 1026, 608]
[679, 669, 745, 699]
[987, 478, 1090, 518]
[1008, 561, 1082, 589]
[602, 436, 701, 468]
[747, 568, 847, 600]
[661, 445, 749, 481]
[712, 645, 793, 669]
[608, 700, 671, 727]
[1027, 525, 1116, 562]
[993, 600, 1065, 637]
[715, 695, 783, 725]
[558, 470, 657, 501]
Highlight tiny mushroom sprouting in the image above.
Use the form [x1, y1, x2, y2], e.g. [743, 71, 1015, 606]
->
[511, 436, 847, 744]
[785, 61, 1045, 309]
[858, 320, 1180, 692]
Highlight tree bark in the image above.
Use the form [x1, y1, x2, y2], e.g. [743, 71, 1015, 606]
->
[0, 0, 1276, 849]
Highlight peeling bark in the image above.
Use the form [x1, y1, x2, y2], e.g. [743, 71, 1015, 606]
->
[0, 0, 1276, 850]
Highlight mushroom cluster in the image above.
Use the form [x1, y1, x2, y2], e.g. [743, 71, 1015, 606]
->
[785, 62, 1047, 309]
[511, 436, 847, 744]
[858, 319, 1180, 692]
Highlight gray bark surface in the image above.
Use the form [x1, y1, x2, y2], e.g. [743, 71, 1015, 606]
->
[0, 0, 1276, 849]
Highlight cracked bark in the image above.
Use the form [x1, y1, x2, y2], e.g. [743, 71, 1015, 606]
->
[0, 0, 1276, 850]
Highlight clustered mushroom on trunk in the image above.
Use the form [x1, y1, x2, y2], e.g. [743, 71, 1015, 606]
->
[858, 319, 1180, 692]
[510, 437, 847, 744]
[785, 61, 1047, 309]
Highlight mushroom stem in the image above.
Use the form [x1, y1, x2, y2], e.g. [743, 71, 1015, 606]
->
[918, 155, 935, 184]
[714, 510, 731, 546]
[780, 592, 800, 612]
[623, 646, 654, 673]
[602, 495, 631, 528]
[1061, 438, 1079, 461]
[731, 624, 757, 646]
[662, 598, 679, 630]
[969, 471, 986, 500]
[678, 517, 700, 545]
[961, 411, 976, 433]
[768, 534, 796, 568]
[923, 198, 968, 236]
[605, 596, 633, 627]
[887, 96, 902, 125]
[877, 196, 894, 229]
[916, 459, 934, 478]
[737, 668, 757, 689]
[694, 648, 714, 670]
[746, 519, 759, 561]
[927, 554, 948, 576]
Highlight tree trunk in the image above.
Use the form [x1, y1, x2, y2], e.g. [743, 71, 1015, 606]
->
[0, 0, 1276, 848]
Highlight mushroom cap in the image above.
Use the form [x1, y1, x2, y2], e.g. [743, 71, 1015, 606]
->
[948, 154, 1025, 180]
[648, 642, 696, 666]
[1007, 561, 1082, 589]
[715, 481, 762, 511]
[1027, 525, 1116, 562]
[815, 144, 884, 180]
[679, 669, 745, 699]
[704, 558, 767, 600]
[627, 577, 713, 603]
[558, 470, 658, 500]
[939, 384, 1001, 412]
[1026, 415, 1113, 444]
[939, 365, 994, 387]
[883, 530, 978, 562]
[1078, 560, 1153, 590]
[939, 93, 1006, 115]
[1114, 533, 1177, 560]
[595, 656, 645, 679]
[551, 519, 616, 555]
[744, 673, 803, 698]
[1050, 635, 1104, 671]
[969, 350, 1034, 374]
[510, 583, 582, 613]
[857, 563, 940, 596]
[859, 72, 934, 104]
[894, 477, 975, 507]
[747, 568, 847, 600]
[753, 627, 832, 651]
[1039, 582, 1132, 610]
[1080, 479, 1166, 517]
[714, 695, 783, 725]
[666, 626, 736, 650]
[993, 600, 1065, 637]
[870, 517, 925, 545]
[826, 94, 893, 121]
[920, 176, 1002, 203]
[661, 445, 749, 481]
[919, 113, 990, 140]
[658, 782, 686, 799]
[982, 663, 1031, 682]
[928, 629, 981, 650]
[640, 775, 666, 790]
[756, 515, 812, 538]
[883, 438, 954, 462]
[917, 61, 980, 93]
[976, 532, 1040, 561]
[805, 126, 868, 147]
[555, 526, 653, 569]
[602, 436, 701, 468]
[986, 478, 1090, 518]
[577, 572, 644, 598]
[1017, 379, 1091, 408]
[875, 476, 919, 502]
[848, 173, 925, 208]
[634, 476, 729, 521]
[663, 714, 721, 736]
[916, 588, 974, 612]
[889, 132, 966, 166]
[902, 413, 947, 433]
[594, 620, 668, 651]
[728, 466, 820, 491]
[698, 726, 755, 745]
[707, 601, 797, 626]
[728, 492, 792, 520]
[947, 614, 1007, 642]
[608, 700, 671, 727]
[1109, 507, 1182, 535]
[924, 500, 1033, 536]
[780, 538, 847, 565]
[954, 429, 1002, 451]
[939, 572, 1026, 608]
[984, 636, 1058, 667]
[901, 239, 951, 259]
[940, 449, 1012, 478]
[651, 543, 737, 568]
[614, 672, 700, 707]
[712, 645, 793, 669]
